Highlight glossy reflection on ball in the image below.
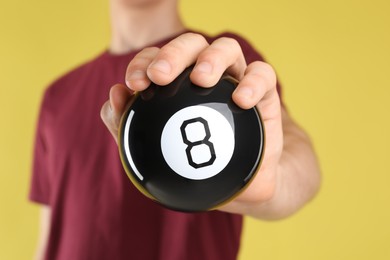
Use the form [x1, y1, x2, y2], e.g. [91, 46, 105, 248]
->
[118, 66, 264, 212]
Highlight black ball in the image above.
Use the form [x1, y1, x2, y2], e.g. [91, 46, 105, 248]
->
[118, 66, 264, 212]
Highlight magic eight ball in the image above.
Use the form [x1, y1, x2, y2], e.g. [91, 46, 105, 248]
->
[118, 66, 264, 212]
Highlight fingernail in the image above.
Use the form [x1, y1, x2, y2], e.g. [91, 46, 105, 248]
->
[149, 60, 171, 74]
[235, 86, 253, 99]
[129, 70, 145, 80]
[126, 70, 145, 89]
[195, 62, 212, 74]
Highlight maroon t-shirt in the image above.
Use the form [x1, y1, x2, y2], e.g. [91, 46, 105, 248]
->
[30, 31, 280, 260]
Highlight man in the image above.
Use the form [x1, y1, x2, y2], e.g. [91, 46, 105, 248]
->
[31, 0, 321, 259]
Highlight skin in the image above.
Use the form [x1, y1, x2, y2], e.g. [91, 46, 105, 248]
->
[34, 0, 321, 259]
[101, 33, 321, 218]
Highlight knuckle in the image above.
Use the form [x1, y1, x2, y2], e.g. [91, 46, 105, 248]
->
[179, 32, 208, 45]
[134, 47, 160, 61]
[251, 61, 277, 86]
[157, 45, 182, 64]
[248, 73, 265, 87]
[260, 61, 275, 74]
[143, 46, 160, 53]
[127, 47, 160, 72]
[127, 58, 150, 72]
[159, 44, 182, 57]
[185, 32, 208, 45]
[161, 33, 207, 54]
[218, 37, 240, 47]
[154, 33, 209, 68]
[197, 48, 220, 62]
[203, 37, 243, 66]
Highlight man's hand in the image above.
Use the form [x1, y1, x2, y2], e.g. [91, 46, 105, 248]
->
[101, 33, 320, 219]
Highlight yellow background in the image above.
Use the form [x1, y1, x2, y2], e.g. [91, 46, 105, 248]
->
[1, 0, 389, 259]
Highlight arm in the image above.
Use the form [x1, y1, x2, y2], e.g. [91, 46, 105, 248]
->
[220, 108, 321, 219]
[101, 33, 321, 219]
[33, 206, 51, 260]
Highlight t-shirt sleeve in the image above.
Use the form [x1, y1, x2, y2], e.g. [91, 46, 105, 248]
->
[216, 32, 283, 100]
[29, 90, 51, 205]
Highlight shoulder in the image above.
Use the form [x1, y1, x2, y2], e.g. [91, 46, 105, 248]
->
[42, 52, 106, 105]
[46, 54, 102, 94]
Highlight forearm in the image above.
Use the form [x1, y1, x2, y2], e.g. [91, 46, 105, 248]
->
[221, 109, 321, 220]
[100, 33, 320, 218]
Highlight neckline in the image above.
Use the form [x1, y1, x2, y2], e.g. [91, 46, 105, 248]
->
[100, 29, 194, 60]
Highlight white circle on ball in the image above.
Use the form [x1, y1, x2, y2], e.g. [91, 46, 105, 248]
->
[160, 105, 235, 180]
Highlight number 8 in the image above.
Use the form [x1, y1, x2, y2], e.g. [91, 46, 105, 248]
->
[180, 117, 216, 169]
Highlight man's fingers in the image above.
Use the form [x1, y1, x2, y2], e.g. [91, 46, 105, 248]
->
[101, 101, 118, 143]
[146, 33, 209, 85]
[125, 47, 160, 91]
[126, 33, 249, 92]
[100, 84, 134, 143]
[109, 84, 134, 120]
[191, 37, 247, 87]
[232, 61, 277, 110]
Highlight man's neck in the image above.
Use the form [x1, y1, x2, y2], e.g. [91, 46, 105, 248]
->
[109, 1, 185, 54]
